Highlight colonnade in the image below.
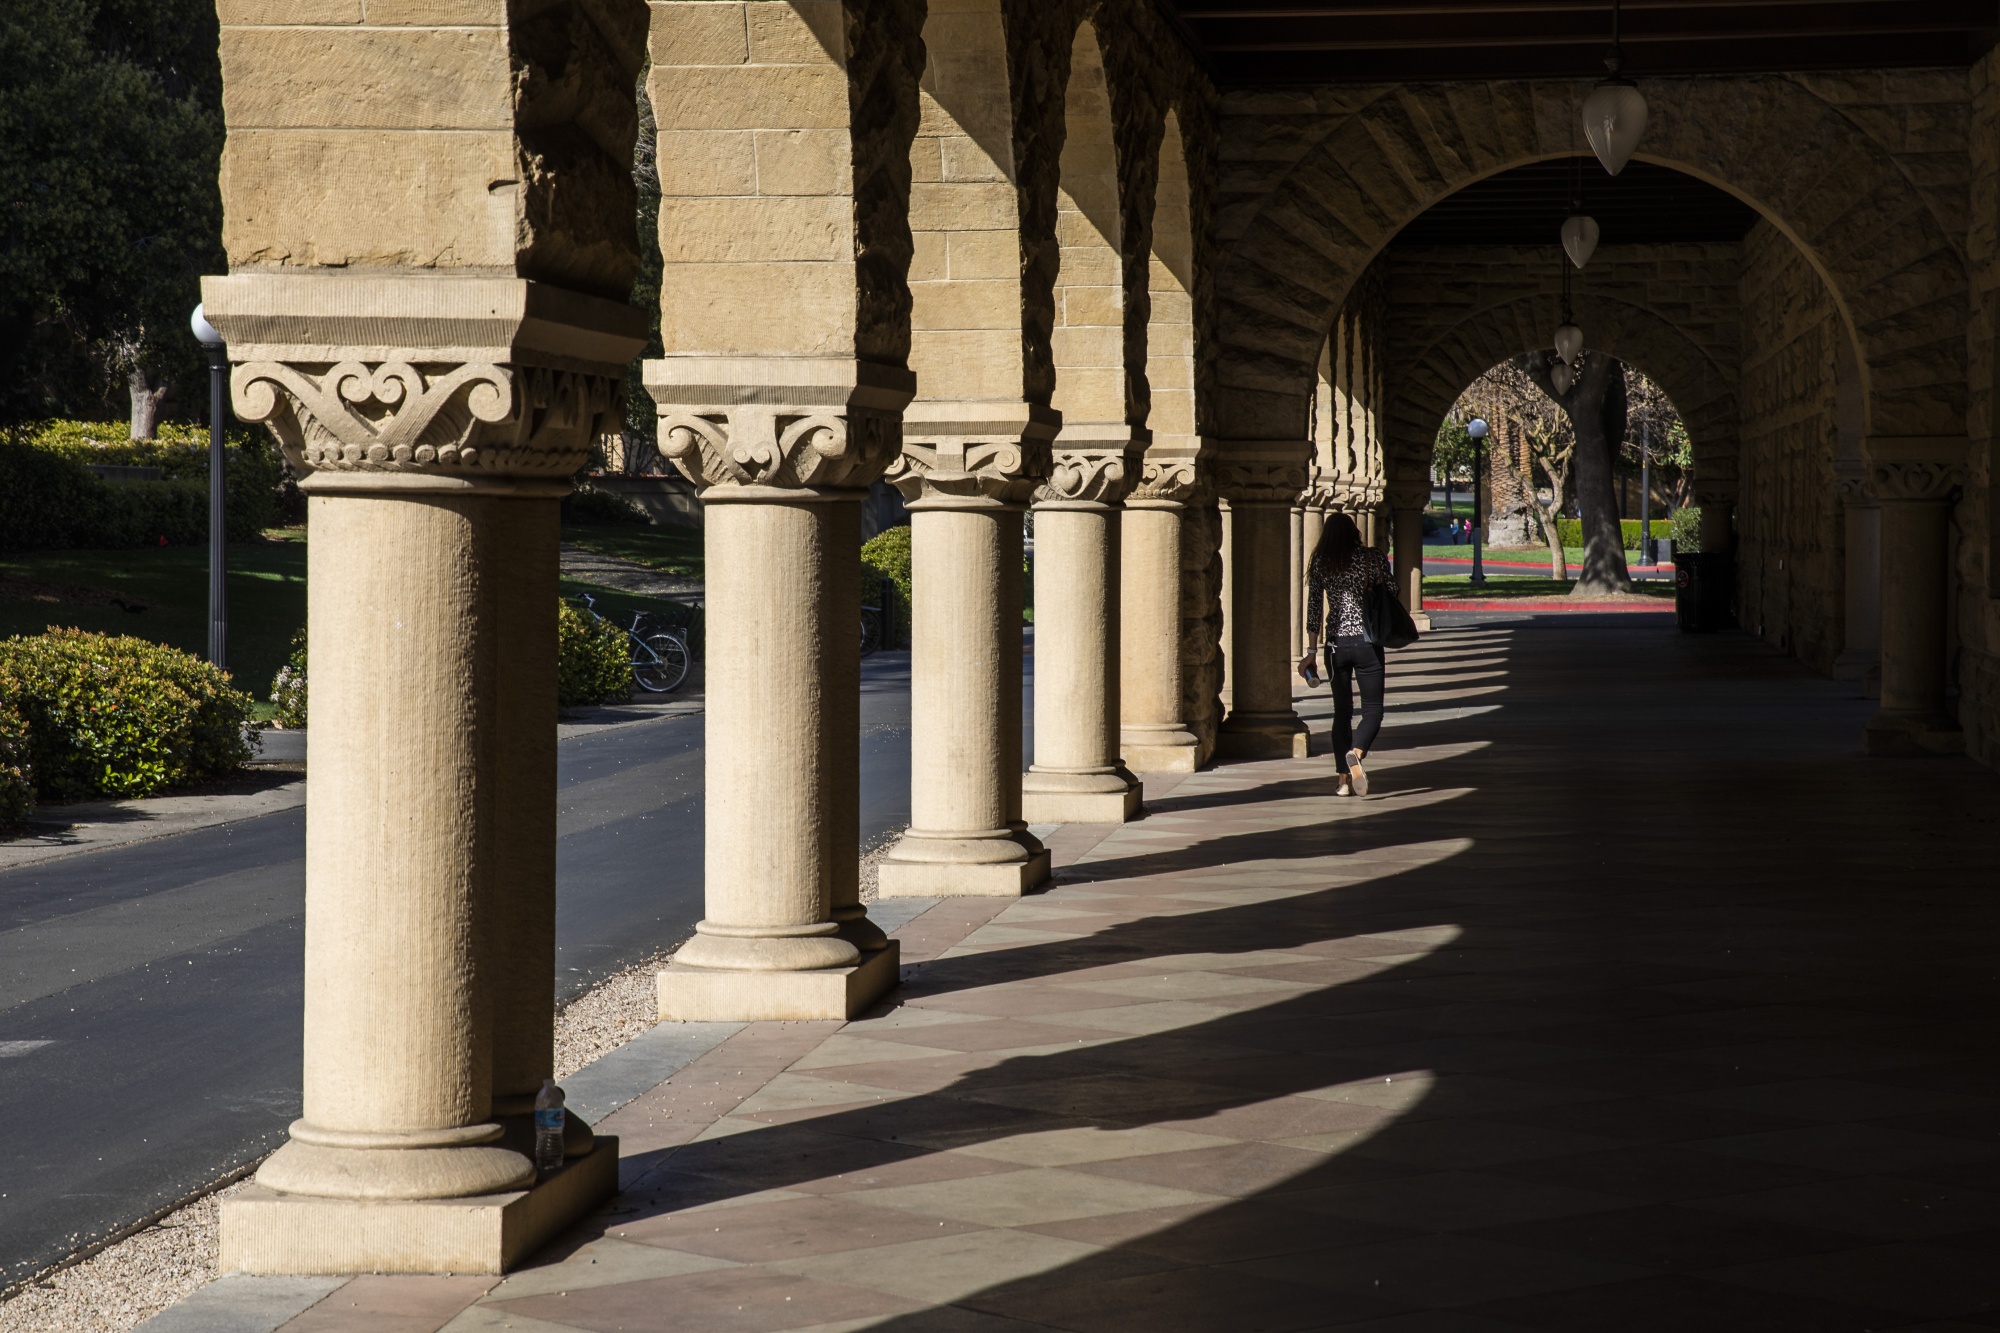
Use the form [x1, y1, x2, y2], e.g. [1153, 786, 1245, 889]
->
[195, 0, 1983, 1282]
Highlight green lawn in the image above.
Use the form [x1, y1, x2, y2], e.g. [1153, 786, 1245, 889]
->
[1424, 573, 1675, 599]
[563, 524, 703, 578]
[0, 536, 309, 710]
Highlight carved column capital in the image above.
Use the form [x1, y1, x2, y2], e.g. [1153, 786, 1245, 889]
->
[1833, 460, 1875, 504]
[644, 357, 916, 498]
[204, 274, 647, 491]
[887, 401, 1056, 508]
[1213, 443, 1310, 506]
[1868, 460, 1964, 504]
[1385, 480, 1432, 511]
[1034, 425, 1146, 507]
[1127, 441, 1208, 508]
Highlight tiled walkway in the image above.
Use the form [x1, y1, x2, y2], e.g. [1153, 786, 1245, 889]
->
[264, 619, 2000, 1330]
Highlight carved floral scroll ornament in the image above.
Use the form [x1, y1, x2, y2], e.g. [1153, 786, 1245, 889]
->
[1127, 456, 1204, 506]
[657, 403, 902, 493]
[886, 436, 1052, 506]
[232, 360, 620, 477]
[1868, 460, 1964, 504]
[1035, 445, 1143, 506]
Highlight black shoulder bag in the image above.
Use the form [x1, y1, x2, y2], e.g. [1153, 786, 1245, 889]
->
[1363, 569, 1420, 651]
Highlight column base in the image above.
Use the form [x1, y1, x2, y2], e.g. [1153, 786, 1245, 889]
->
[1020, 770, 1142, 824]
[1411, 612, 1433, 632]
[658, 941, 899, 1021]
[219, 1136, 618, 1275]
[879, 850, 1051, 897]
[1217, 712, 1310, 761]
[1832, 649, 1879, 682]
[1121, 731, 1200, 774]
[1864, 710, 1964, 756]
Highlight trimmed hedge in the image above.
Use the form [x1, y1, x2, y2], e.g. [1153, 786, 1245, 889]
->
[0, 629, 253, 801]
[558, 601, 632, 707]
[1554, 517, 1686, 549]
[0, 700, 32, 830]
[861, 523, 913, 642]
[0, 421, 284, 551]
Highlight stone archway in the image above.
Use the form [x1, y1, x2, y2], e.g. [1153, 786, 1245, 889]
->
[1386, 291, 1740, 491]
[1213, 77, 1966, 446]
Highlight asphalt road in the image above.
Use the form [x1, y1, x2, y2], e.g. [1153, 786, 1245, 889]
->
[0, 649, 931, 1288]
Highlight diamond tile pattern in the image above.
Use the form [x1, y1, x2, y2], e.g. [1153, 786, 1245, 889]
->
[273, 623, 2000, 1332]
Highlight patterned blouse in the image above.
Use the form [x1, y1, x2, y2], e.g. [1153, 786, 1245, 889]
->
[1305, 547, 1392, 642]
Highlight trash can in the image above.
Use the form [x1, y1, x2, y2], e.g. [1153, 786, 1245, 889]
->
[1674, 551, 1735, 633]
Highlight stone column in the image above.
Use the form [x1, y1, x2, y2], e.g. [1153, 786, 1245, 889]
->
[1121, 450, 1203, 772]
[1864, 458, 1964, 755]
[1833, 465, 1881, 686]
[1021, 430, 1145, 822]
[488, 491, 591, 1160]
[878, 406, 1055, 895]
[1288, 497, 1306, 663]
[207, 276, 639, 1274]
[1389, 481, 1431, 632]
[1298, 493, 1326, 659]
[648, 359, 912, 1016]
[1217, 450, 1311, 760]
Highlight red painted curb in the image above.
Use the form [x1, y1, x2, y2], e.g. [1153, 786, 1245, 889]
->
[1426, 600, 1676, 613]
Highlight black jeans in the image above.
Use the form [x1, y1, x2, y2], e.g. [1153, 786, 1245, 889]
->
[1327, 637, 1385, 770]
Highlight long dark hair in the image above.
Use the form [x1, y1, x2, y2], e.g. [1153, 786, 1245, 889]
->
[1309, 511, 1363, 579]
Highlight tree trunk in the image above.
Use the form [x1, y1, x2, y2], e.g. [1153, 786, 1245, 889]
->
[1520, 352, 1630, 596]
[128, 367, 169, 440]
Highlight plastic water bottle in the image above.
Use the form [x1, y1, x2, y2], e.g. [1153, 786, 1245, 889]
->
[533, 1079, 565, 1175]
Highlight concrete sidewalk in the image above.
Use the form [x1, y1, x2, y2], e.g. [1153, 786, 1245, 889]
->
[145, 618, 2000, 1331]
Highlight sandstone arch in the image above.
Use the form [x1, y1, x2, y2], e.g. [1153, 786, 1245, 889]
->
[1215, 78, 1967, 446]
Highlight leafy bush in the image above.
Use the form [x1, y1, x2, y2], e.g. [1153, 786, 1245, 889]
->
[270, 629, 308, 729]
[1669, 506, 1701, 554]
[861, 523, 913, 644]
[0, 700, 33, 830]
[0, 423, 286, 551]
[0, 628, 253, 800]
[558, 600, 631, 707]
[562, 484, 648, 527]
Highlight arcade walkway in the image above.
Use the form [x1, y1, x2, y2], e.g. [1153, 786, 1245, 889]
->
[210, 619, 2000, 1330]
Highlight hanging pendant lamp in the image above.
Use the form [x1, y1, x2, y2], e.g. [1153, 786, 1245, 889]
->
[1561, 213, 1600, 269]
[1554, 323, 1585, 364]
[1551, 361, 1577, 395]
[1583, 0, 1647, 175]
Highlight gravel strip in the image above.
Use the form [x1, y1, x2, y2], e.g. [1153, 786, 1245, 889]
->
[1, 844, 900, 1333]
[0, 1178, 256, 1333]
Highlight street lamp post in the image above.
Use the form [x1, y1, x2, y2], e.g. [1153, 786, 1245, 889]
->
[1639, 417, 1653, 567]
[1467, 417, 1489, 586]
[190, 304, 228, 672]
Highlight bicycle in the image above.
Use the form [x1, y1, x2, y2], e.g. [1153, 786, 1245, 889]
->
[576, 593, 691, 693]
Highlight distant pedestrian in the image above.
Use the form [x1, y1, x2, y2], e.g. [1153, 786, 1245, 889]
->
[1300, 511, 1393, 797]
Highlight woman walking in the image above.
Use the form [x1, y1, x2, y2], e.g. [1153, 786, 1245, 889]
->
[1299, 512, 1393, 797]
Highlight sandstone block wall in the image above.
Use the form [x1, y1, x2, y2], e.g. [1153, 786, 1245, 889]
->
[1958, 48, 2000, 765]
[1734, 221, 1849, 673]
[219, 0, 646, 295]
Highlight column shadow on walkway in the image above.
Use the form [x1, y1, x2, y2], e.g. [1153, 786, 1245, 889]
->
[468, 618, 2000, 1333]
